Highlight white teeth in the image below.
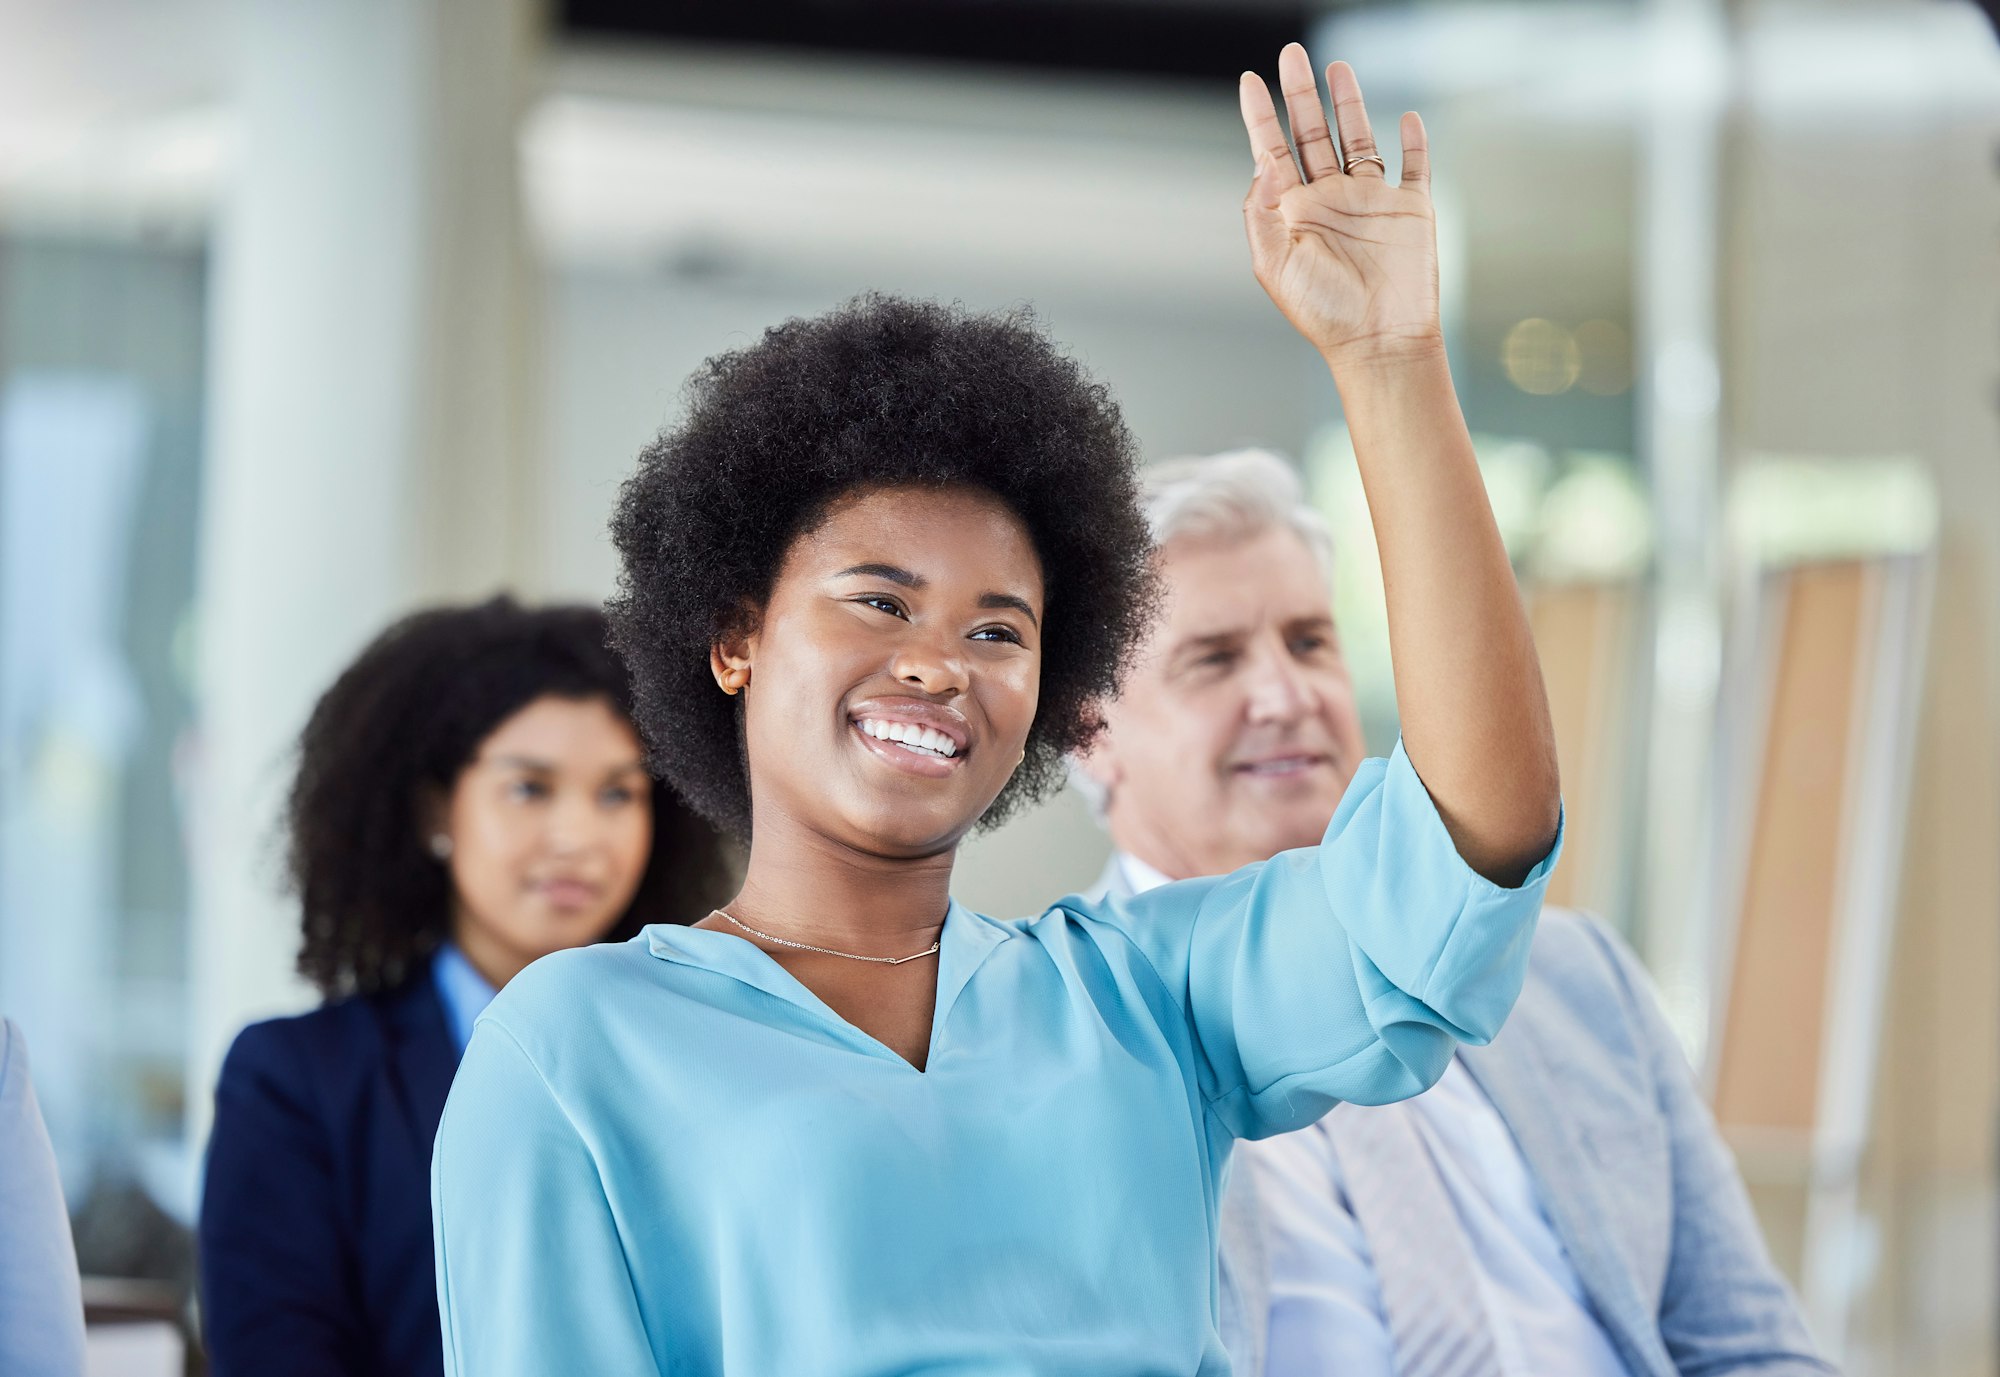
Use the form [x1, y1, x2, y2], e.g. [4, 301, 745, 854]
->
[857, 719, 957, 758]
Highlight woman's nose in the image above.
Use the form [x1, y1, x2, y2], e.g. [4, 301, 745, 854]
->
[890, 629, 969, 697]
[545, 791, 598, 853]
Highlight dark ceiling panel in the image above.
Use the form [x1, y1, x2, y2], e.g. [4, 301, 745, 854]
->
[558, 0, 1311, 81]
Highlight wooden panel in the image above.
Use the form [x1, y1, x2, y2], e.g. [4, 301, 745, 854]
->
[1527, 579, 1639, 912]
[1713, 561, 1871, 1134]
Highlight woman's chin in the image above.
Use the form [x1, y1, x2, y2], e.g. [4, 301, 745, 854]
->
[828, 793, 985, 860]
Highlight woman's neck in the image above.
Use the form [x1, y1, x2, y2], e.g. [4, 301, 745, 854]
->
[721, 808, 957, 957]
[448, 911, 534, 991]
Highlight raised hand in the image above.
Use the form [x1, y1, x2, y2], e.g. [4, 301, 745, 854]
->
[1235, 46, 1560, 883]
[1239, 46, 1441, 369]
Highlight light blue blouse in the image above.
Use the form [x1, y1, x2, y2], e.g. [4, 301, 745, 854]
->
[431, 743, 1559, 1376]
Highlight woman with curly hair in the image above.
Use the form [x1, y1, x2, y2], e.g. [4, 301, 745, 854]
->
[433, 50, 1561, 1376]
[199, 598, 728, 1377]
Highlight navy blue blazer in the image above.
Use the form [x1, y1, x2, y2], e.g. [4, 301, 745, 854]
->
[200, 968, 459, 1377]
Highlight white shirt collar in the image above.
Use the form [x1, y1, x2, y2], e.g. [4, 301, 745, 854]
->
[1114, 851, 1176, 896]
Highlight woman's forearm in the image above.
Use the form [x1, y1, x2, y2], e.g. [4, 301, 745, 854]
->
[1329, 341, 1560, 885]
[1234, 47, 1559, 882]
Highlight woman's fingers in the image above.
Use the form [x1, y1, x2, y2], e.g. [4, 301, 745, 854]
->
[1278, 42, 1340, 181]
[1238, 72, 1301, 200]
[1327, 61, 1385, 179]
[1399, 111, 1431, 194]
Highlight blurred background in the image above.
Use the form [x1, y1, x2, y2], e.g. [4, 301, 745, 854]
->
[0, 0, 1994, 1372]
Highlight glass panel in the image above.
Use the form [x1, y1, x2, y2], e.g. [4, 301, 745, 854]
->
[0, 235, 205, 1303]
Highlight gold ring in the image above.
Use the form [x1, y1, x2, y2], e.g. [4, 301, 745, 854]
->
[1343, 153, 1387, 174]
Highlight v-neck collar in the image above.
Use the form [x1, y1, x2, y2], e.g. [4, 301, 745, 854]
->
[643, 899, 1014, 1071]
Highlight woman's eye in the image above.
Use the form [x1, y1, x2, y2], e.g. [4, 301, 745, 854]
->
[858, 596, 908, 619]
[600, 787, 637, 806]
[508, 779, 551, 802]
[971, 625, 1023, 645]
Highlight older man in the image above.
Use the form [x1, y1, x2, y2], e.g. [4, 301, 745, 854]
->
[1077, 450, 1834, 1377]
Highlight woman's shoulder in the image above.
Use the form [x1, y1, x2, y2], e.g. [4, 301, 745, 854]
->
[499, 934, 655, 998]
[472, 934, 662, 1046]
[969, 883, 1224, 988]
[447, 937, 681, 1120]
[224, 996, 352, 1064]
[1019, 868, 1243, 941]
[221, 978, 429, 1086]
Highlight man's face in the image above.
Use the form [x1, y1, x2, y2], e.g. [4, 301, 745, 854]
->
[1087, 525, 1366, 880]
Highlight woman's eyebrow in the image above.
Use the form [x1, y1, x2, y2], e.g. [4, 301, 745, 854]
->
[485, 754, 555, 772]
[834, 562, 923, 587]
[488, 755, 648, 775]
[979, 592, 1039, 628]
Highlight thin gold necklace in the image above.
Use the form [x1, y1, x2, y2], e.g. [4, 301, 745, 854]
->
[710, 908, 941, 967]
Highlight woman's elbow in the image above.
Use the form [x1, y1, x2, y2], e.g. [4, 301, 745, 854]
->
[1444, 792, 1561, 888]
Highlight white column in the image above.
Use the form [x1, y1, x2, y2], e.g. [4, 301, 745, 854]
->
[188, 0, 538, 1156]
[1634, 0, 1730, 1058]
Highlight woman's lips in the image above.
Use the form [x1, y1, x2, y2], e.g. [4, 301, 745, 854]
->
[851, 721, 966, 779]
[848, 698, 970, 752]
[535, 878, 602, 909]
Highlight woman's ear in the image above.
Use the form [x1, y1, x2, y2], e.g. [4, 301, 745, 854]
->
[416, 785, 454, 861]
[710, 621, 755, 697]
[710, 647, 750, 696]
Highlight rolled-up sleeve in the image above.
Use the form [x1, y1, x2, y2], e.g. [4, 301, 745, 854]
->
[1082, 740, 1561, 1141]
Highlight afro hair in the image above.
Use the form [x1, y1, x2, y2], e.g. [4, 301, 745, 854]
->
[607, 294, 1158, 840]
[289, 597, 733, 998]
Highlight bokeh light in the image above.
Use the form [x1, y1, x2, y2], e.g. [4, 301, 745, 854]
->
[1501, 317, 1583, 395]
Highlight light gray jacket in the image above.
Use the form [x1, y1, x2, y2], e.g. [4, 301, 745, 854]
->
[1091, 857, 1835, 1377]
[0, 1017, 86, 1377]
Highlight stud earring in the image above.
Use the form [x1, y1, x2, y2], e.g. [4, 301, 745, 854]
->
[429, 833, 453, 861]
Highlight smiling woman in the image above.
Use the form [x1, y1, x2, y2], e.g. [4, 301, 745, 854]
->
[607, 292, 1156, 842]
[711, 484, 1051, 861]
[431, 48, 1562, 1377]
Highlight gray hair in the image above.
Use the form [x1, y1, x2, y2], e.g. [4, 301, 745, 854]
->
[1139, 448, 1334, 579]
[1069, 448, 1333, 821]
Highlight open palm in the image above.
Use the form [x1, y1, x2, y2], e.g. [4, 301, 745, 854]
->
[1240, 48, 1441, 366]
